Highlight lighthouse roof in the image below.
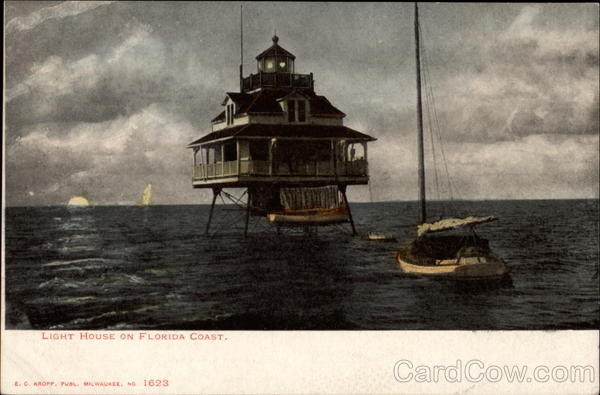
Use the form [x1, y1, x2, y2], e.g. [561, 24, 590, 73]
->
[217, 89, 346, 121]
[188, 124, 375, 147]
[255, 35, 296, 60]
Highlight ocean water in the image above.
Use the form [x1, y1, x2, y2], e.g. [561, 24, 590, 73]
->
[4, 200, 599, 330]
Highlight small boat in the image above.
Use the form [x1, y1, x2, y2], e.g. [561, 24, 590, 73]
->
[397, 217, 509, 279]
[396, 4, 509, 280]
[268, 206, 349, 226]
[137, 184, 153, 206]
[267, 186, 351, 227]
[362, 232, 397, 242]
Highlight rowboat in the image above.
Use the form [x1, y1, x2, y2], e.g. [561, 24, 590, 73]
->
[268, 206, 349, 226]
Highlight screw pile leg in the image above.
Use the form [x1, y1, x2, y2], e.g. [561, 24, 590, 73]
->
[205, 187, 220, 235]
[244, 190, 251, 238]
[339, 184, 357, 236]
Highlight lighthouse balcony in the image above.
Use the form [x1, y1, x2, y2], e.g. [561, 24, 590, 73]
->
[192, 158, 368, 187]
[188, 125, 375, 188]
[242, 72, 313, 92]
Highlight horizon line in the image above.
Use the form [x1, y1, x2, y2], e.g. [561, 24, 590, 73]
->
[3, 197, 599, 208]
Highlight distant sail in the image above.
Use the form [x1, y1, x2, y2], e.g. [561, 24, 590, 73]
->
[138, 184, 153, 206]
[67, 196, 91, 207]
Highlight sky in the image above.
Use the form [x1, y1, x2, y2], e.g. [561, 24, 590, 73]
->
[4, 1, 599, 206]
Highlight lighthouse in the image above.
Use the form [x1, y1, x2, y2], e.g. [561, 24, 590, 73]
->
[188, 35, 376, 235]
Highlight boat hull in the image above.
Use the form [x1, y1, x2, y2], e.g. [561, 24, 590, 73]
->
[396, 251, 510, 280]
[267, 207, 349, 226]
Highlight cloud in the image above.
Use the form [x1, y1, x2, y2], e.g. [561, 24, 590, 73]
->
[5, 104, 205, 206]
[6, 1, 112, 33]
[501, 6, 598, 59]
[4, 3, 598, 204]
[351, 132, 599, 202]
[6, 16, 225, 138]
[423, 5, 599, 143]
[446, 134, 599, 199]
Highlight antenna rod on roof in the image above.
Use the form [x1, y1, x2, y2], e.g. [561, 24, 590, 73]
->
[239, 4, 244, 92]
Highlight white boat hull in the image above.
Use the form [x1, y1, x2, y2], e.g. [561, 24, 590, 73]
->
[396, 252, 509, 280]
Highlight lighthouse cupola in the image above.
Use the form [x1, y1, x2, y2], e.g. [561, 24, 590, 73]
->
[242, 36, 312, 92]
[257, 35, 295, 73]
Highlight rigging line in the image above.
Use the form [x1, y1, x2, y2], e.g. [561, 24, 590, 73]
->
[222, 190, 266, 215]
[221, 190, 247, 209]
[223, 190, 269, 214]
[221, 196, 247, 225]
[419, 23, 459, 209]
[422, 56, 442, 203]
[419, 32, 455, 201]
[210, 198, 263, 237]
[220, 192, 276, 234]
[223, 195, 246, 211]
[221, 190, 238, 202]
[418, 23, 442, 205]
[424, 87, 442, 203]
[206, 193, 250, 237]
[428, 78, 457, 203]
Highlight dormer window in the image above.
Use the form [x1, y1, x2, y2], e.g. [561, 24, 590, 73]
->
[226, 103, 235, 125]
[287, 99, 307, 123]
[298, 100, 306, 122]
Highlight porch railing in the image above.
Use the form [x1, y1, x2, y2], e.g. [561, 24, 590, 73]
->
[193, 159, 367, 180]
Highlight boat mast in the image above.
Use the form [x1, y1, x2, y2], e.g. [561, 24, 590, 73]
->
[414, 2, 426, 223]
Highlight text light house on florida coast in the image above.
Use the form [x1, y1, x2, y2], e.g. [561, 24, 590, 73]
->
[188, 35, 376, 235]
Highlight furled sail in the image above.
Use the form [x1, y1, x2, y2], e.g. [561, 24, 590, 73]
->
[417, 216, 497, 236]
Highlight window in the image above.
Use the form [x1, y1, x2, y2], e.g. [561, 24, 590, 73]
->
[298, 101, 306, 122]
[226, 103, 235, 125]
[224, 142, 237, 161]
[265, 57, 275, 72]
[287, 99, 307, 123]
[249, 140, 269, 161]
[278, 57, 289, 72]
[287, 100, 296, 122]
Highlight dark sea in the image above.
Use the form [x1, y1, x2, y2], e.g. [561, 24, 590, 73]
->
[4, 200, 599, 330]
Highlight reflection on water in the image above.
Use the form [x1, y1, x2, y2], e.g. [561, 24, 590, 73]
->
[4, 200, 600, 330]
[58, 207, 101, 254]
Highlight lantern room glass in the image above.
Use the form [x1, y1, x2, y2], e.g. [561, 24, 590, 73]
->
[258, 57, 294, 73]
[264, 57, 276, 72]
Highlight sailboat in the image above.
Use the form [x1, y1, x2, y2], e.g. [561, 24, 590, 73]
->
[137, 184, 153, 206]
[396, 4, 509, 280]
[67, 195, 91, 207]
